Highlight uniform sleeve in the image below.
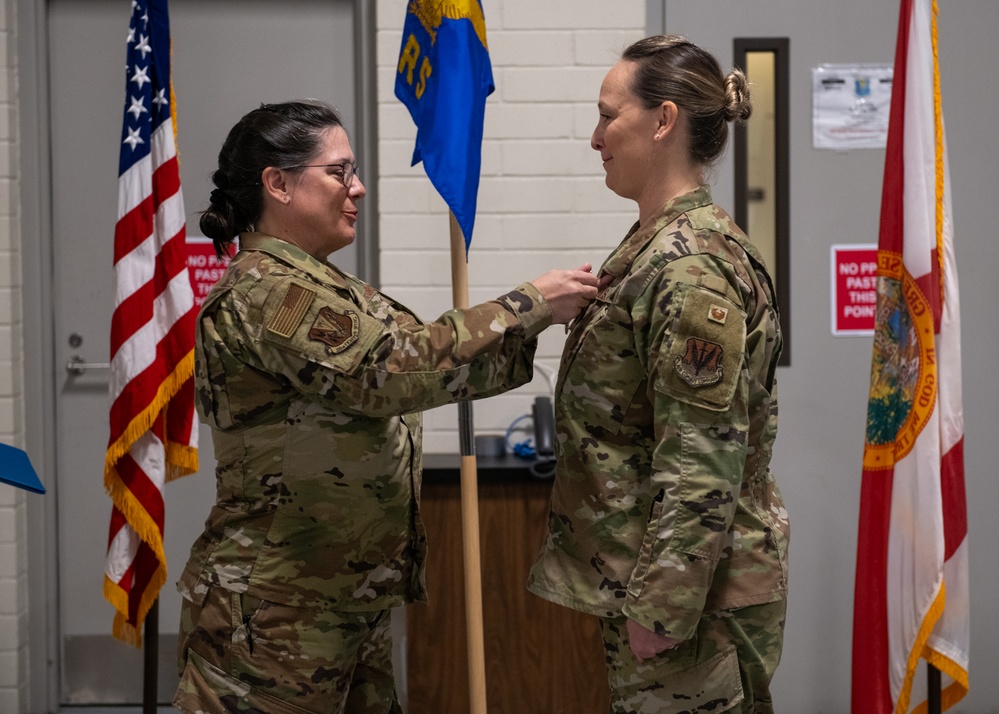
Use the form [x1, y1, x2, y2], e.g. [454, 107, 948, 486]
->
[237, 277, 553, 417]
[621, 271, 750, 641]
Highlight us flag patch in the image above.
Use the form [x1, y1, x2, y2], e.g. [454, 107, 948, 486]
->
[267, 284, 316, 337]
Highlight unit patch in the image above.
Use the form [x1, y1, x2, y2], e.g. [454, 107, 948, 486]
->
[674, 337, 724, 387]
[309, 307, 359, 353]
[267, 283, 316, 337]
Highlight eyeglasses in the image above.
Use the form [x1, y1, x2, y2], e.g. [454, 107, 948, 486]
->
[285, 161, 359, 188]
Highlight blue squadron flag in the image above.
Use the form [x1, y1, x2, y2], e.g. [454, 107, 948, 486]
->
[0, 443, 45, 494]
[395, 0, 494, 251]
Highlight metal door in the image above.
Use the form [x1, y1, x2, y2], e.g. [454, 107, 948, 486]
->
[48, 0, 357, 704]
[650, 2, 896, 709]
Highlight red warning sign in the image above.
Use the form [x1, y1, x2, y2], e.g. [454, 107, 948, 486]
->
[187, 237, 231, 307]
[831, 244, 878, 335]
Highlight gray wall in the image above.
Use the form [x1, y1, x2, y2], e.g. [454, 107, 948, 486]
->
[651, 0, 999, 710]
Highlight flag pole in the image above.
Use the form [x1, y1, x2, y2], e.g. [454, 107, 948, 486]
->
[449, 210, 488, 714]
[927, 663, 941, 714]
[142, 600, 158, 713]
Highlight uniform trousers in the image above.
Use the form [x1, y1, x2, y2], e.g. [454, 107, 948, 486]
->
[599, 600, 786, 714]
[174, 585, 402, 714]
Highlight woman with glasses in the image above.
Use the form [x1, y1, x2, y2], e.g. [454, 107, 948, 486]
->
[173, 99, 601, 714]
[527, 37, 789, 713]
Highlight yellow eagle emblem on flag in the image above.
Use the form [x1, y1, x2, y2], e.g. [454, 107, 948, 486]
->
[408, 0, 488, 49]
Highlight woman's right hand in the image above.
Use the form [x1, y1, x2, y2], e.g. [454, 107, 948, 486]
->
[626, 618, 683, 662]
[530, 264, 606, 324]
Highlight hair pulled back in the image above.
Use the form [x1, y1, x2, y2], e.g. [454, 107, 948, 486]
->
[200, 99, 344, 258]
[621, 35, 751, 167]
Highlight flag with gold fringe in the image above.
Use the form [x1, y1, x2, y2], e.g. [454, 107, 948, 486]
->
[104, 0, 198, 646]
[852, 0, 969, 710]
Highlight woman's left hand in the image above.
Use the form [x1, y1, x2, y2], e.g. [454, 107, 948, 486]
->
[626, 618, 683, 662]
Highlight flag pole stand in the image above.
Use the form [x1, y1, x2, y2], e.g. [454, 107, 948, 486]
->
[449, 211, 488, 714]
[143, 599, 159, 714]
[928, 663, 941, 714]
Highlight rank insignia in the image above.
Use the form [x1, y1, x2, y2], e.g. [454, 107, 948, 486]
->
[309, 307, 359, 353]
[708, 304, 729, 324]
[674, 337, 724, 387]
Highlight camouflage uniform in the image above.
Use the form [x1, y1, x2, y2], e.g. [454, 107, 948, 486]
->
[527, 187, 788, 713]
[175, 233, 552, 713]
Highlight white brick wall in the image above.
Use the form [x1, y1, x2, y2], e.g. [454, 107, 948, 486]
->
[0, 0, 27, 710]
[377, 0, 643, 453]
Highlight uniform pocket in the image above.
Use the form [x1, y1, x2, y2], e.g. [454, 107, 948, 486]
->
[669, 644, 745, 712]
[174, 649, 315, 714]
[627, 494, 667, 602]
[229, 598, 354, 712]
[670, 422, 739, 561]
[656, 284, 746, 412]
[558, 297, 642, 437]
[608, 642, 745, 714]
[259, 278, 381, 377]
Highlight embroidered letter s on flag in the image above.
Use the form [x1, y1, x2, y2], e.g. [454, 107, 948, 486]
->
[394, 0, 494, 252]
[104, 0, 199, 646]
[852, 0, 969, 711]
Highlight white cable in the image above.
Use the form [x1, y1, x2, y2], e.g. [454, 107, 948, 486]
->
[533, 361, 557, 395]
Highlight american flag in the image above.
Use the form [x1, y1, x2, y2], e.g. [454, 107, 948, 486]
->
[103, 0, 198, 646]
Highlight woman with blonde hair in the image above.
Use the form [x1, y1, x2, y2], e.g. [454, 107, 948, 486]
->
[529, 36, 789, 713]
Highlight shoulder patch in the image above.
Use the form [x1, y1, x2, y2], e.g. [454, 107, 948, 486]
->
[267, 283, 316, 337]
[655, 283, 746, 411]
[309, 307, 359, 353]
[674, 337, 724, 387]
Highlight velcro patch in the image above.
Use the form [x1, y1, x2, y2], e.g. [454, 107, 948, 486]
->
[655, 283, 744, 411]
[674, 337, 725, 387]
[309, 307, 359, 353]
[267, 284, 316, 337]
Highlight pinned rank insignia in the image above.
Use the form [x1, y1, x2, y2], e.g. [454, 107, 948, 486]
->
[309, 307, 359, 353]
[708, 304, 729, 324]
[674, 337, 724, 387]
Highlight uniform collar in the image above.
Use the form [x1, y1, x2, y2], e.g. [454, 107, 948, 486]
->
[237, 232, 351, 289]
[600, 185, 714, 280]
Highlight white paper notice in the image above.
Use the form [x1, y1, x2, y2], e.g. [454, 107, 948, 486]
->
[812, 64, 893, 150]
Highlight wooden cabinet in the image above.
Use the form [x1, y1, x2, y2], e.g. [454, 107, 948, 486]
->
[406, 456, 610, 714]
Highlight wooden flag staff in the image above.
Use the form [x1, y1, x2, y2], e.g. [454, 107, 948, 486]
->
[448, 211, 488, 714]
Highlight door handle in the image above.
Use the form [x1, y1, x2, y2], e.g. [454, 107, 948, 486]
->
[65, 355, 111, 376]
